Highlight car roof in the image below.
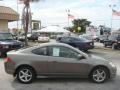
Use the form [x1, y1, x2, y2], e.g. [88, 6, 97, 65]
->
[17, 42, 88, 57]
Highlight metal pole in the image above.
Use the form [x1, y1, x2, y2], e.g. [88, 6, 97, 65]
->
[66, 10, 69, 27]
[109, 4, 116, 31]
[68, 13, 69, 27]
[111, 11, 113, 31]
[17, 0, 19, 34]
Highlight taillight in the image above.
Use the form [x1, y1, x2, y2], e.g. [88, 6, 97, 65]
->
[4, 57, 12, 63]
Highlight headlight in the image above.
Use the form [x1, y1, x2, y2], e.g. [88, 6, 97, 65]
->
[109, 62, 116, 67]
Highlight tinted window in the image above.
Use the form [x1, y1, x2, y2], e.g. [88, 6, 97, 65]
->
[70, 37, 88, 42]
[61, 37, 71, 42]
[0, 33, 13, 40]
[32, 47, 47, 55]
[48, 46, 79, 59]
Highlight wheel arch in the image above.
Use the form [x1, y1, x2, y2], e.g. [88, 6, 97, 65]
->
[89, 65, 110, 78]
[14, 64, 36, 77]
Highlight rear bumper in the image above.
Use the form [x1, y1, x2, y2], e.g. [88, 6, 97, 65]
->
[4, 62, 15, 75]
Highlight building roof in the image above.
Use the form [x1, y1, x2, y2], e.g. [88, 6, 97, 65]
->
[37, 26, 70, 33]
[0, 6, 19, 21]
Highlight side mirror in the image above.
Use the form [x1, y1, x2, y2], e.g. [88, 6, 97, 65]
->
[77, 54, 85, 60]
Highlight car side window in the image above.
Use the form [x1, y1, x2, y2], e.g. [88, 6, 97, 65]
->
[32, 47, 47, 56]
[61, 37, 71, 42]
[48, 46, 79, 59]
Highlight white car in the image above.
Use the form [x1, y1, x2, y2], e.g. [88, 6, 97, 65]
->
[38, 35, 50, 42]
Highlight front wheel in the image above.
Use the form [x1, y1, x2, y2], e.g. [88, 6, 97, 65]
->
[90, 67, 110, 83]
[17, 67, 36, 84]
[103, 42, 107, 47]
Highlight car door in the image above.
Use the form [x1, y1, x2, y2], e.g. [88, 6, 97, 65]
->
[47, 46, 90, 76]
[31, 46, 49, 75]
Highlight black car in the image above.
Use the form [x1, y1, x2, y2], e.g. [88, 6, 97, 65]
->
[0, 32, 24, 57]
[56, 36, 94, 51]
[104, 35, 120, 49]
[27, 32, 39, 41]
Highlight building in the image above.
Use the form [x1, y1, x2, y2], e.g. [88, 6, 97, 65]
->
[32, 20, 41, 30]
[0, 6, 19, 32]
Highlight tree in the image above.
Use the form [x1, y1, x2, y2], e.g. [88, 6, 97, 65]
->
[72, 19, 91, 33]
[20, 0, 40, 46]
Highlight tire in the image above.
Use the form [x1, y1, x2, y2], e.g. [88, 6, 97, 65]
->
[112, 43, 117, 50]
[104, 43, 107, 47]
[16, 66, 36, 84]
[90, 67, 110, 83]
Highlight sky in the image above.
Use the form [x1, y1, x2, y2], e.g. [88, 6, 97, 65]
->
[0, 0, 120, 30]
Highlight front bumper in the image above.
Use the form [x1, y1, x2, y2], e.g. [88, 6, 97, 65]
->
[110, 66, 117, 78]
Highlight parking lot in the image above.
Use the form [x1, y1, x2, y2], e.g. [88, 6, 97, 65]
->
[0, 42, 120, 90]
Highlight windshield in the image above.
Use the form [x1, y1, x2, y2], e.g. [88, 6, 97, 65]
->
[0, 33, 13, 40]
[77, 37, 88, 42]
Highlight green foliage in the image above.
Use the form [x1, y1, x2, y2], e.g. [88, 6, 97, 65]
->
[71, 19, 91, 33]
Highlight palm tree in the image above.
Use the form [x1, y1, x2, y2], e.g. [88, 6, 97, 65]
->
[20, 0, 40, 46]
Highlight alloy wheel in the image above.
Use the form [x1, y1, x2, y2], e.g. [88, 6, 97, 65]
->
[90, 67, 109, 83]
[17, 67, 35, 83]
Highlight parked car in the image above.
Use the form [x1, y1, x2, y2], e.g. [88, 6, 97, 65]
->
[98, 35, 108, 43]
[4, 43, 116, 83]
[18, 33, 26, 42]
[11, 34, 18, 40]
[0, 32, 24, 57]
[38, 35, 50, 42]
[103, 34, 120, 49]
[56, 36, 94, 51]
[27, 32, 39, 41]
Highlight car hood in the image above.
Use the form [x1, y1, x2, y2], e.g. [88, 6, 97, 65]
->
[0, 40, 22, 45]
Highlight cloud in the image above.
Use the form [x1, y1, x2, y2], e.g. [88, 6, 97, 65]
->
[3, 0, 120, 29]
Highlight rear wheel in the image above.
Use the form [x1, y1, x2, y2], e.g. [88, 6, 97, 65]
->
[16, 67, 36, 84]
[90, 67, 109, 83]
